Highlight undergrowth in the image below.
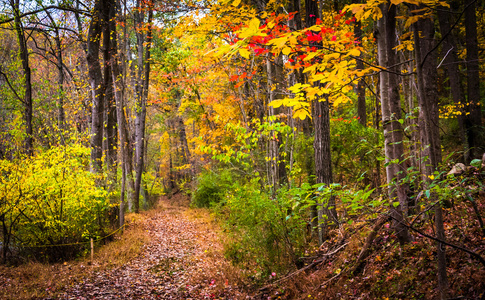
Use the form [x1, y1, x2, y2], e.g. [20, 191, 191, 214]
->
[191, 162, 485, 299]
[0, 212, 149, 300]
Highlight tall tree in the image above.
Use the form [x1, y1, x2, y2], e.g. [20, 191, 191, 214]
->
[464, 0, 483, 159]
[306, 0, 337, 244]
[86, 0, 106, 172]
[102, 0, 117, 172]
[413, 9, 448, 298]
[377, 2, 410, 245]
[353, 0, 366, 127]
[133, 0, 154, 213]
[44, 9, 66, 132]
[11, 0, 33, 156]
[437, 5, 468, 162]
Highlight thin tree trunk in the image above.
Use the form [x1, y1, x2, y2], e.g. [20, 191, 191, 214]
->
[266, 55, 287, 192]
[110, 0, 126, 226]
[103, 0, 117, 173]
[353, 0, 366, 126]
[437, 7, 468, 162]
[12, 0, 33, 156]
[413, 12, 448, 299]
[177, 116, 191, 178]
[45, 9, 66, 132]
[306, 0, 337, 244]
[133, 2, 153, 212]
[377, 3, 410, 245]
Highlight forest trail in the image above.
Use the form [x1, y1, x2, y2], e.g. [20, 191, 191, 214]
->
[58, 195, 247, 299]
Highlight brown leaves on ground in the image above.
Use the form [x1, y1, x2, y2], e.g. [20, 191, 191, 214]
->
[1, 195, 249, 299]
[259, 194, 485, 300]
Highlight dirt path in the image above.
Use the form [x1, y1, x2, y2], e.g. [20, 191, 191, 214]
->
[59, 196, 248, 299]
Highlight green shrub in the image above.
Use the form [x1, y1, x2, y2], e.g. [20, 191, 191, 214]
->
[330, 116, 383, 185]
[217, 179, 307, 277]
[191, 169, 233, 208]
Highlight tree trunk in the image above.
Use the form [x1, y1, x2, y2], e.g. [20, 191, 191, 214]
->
[110, 0, 125, 226]
[306, 0, 337, 244]
[45, 9, 66, 133]
[464, 0, 483, 159]
[377, 3, 410, 245]
[133, 2, 153, 212]
[103, 0, 117, 173]
[12, 0, 33, 156]
[266, 55, 288, 192]
[177, 115, 191, 179]
[437, 6, 468, 162]
[353, 0, 366, 127]
[87, 0, 105, 172]
[413, 12, 448, 299]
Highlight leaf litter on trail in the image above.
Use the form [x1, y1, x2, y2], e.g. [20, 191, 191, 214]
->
[57, 195, 248, 299]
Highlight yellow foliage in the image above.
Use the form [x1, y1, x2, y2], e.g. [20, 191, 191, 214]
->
[0, 144, 112, 249]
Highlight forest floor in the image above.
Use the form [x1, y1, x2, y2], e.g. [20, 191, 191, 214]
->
[0, 194, 250, 299]
[2, 192, 485, 299]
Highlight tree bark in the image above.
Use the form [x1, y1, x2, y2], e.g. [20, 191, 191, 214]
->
[377, 3, 410, 245]
[103, 0, 117, 172]
[437, 6, 468, 162]
[11, 0, 33, 156]
[306, 0, 337, 244]
[266, 55, 288, 192]
[353, 0, 366, 127]
[413, 10, 448, 299]
[87, 0, 105, 172]
[464, 0, 483, 159]
[45, 9, 66, 132]
[133, 1, 153, 212]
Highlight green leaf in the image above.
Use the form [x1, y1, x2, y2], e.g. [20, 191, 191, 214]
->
[392, 202, 400, 208]
[470, 159, 482, 168]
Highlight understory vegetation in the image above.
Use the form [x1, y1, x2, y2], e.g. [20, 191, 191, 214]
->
[0, 144, 113, 263]
[192, 158, 485, 298]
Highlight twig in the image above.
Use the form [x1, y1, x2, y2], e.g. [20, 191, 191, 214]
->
[410, 200, 440, 227]
[258, 242, 349, 292]
[420, 0, 478, 68]
[389, 214, 485, 267]
[295, 267, 347, 300]
[320, 267, 345, 287]
[0, 67, 24, 103]
[437, 46, 454, 69]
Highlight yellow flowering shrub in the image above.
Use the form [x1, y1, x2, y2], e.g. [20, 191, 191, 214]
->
[0, 144, 112, 261]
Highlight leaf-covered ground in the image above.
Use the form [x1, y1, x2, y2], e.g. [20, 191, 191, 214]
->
[58, 195, 248, 299]
[3, 192, 484, 299]
[1, 195, 248, 299]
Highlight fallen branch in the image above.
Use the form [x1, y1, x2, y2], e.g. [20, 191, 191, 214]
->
[389, 214, 485, 268]
[351, 214, 388, 274]
[258, 242, 349, 292]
